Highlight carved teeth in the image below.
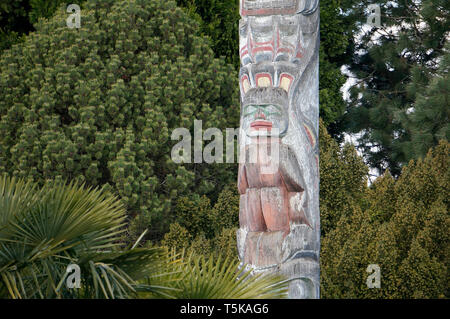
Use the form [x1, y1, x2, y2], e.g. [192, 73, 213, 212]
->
[256, 74, 272, 87]
[242, 72, 294, 93]
[257, 77, 271, 87]
[279, 74, 293, 92]
[241, 76, 251, 94]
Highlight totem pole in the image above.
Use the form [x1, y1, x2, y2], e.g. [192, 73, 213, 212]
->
[237, 0, 320, 298]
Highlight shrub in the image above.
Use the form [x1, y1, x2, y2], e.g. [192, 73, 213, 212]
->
[321, 141, 449, 298]
[0, 0, 240, 240]
[319, 119, 369, 236]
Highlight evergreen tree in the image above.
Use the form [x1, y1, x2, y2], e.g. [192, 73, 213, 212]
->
[318, 119, 369, 236]
[319, 0, 359, 133]
[0, 0, 240, 241]
[344, 0, 449, 175]
[402, 45, 449, 161]
[176, 0, 240, 70]
[321, 141, 449, 298]
[161, 184, 240, 259]
[0, 0, 32, 52]
[0, 1, 88, 53]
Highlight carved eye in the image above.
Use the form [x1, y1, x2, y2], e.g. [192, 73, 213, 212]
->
[281, 17, 296, 25]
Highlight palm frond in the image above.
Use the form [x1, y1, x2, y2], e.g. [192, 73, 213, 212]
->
[0, 175, 289, 299]
[169, 252, 289, 299]
[0, 175, 131, 298]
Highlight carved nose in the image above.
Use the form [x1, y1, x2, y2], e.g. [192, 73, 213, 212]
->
[255, 110, 266, 120]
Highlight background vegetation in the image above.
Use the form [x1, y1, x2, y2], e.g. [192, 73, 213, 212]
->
[0, 0, 239, 244]
[344, 0, 449, 176]
[0, 0, 448, 298]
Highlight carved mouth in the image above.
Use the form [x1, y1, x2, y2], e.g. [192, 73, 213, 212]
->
[250, 120, 273, 131]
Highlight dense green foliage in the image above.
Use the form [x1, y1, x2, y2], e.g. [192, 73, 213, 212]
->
[0, 0, 32, 52]
[0, 1, 87, 52]
[0, 0, 239, 241]
[318, 0, 357, 132]
[403, 44, 449, 162]
[321, 140, 449, 298]
[344, 0, 449, 175]
[161, 184, 239, 259]
[318, 119, 369, 236]
[176, 0, 240, 69]
[27, 0, 77, 25]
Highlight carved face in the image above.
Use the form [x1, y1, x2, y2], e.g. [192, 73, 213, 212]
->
[239, 0, 319, 138]
[239, 14, 301, 66]
[241, 87, 289, 137]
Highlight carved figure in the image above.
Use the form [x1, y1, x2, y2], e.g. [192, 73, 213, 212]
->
[237, 0, 320, 299]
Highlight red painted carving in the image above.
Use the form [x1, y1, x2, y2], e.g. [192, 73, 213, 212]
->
[238, 136, 310, 236]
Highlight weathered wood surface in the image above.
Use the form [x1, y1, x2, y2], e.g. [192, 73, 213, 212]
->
[237, 0, 320, 299]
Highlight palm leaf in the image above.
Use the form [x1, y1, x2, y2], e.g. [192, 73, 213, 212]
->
[169, 252, 289, 299]
[0, 175, 289, 299]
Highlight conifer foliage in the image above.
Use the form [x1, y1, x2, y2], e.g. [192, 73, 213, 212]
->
[321, 141, 449, 298]
[344, 0, 449, 175]
[0, 0, 240, 236]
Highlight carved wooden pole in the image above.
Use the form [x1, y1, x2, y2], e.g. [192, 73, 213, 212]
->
[237, 0, 320, 299]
